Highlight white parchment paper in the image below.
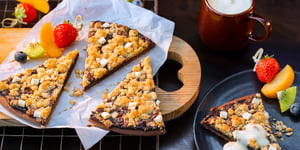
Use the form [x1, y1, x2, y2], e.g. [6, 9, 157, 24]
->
[0, 0, 174, 149]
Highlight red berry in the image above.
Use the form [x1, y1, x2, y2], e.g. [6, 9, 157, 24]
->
[14, 3, 37, 23]
[53, 23, 77, 48]
[255, 56, 280, 83]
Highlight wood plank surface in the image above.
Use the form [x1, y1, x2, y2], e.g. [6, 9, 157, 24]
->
[0, 28, 201, 126]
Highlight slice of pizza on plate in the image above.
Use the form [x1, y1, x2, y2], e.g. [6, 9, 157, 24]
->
[200, 93, 281, 150]
[89, 56, 165, 136]
[0, 49, 79, 127]
[81, 21, 155, 91]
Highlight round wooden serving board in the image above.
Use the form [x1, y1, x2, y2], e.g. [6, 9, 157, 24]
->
[0, 28, 201, 126]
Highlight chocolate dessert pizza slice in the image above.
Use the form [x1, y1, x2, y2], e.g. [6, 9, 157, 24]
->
[89, 56, 165, 136]
[0, 49, 79, 127]
[82, 21, 155, 91]
[200, 93, 281, 150]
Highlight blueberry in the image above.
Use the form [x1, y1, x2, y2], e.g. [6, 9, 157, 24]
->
[290, 103, 300, 117]
[14, 51, 27, 63]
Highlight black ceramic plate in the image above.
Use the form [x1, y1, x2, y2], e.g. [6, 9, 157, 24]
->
[193, 70, 300, 150]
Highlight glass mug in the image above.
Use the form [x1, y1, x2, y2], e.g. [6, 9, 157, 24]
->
[198, 0, 272, 51]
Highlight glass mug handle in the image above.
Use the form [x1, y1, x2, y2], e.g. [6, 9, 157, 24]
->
[248, 13, 272, 42]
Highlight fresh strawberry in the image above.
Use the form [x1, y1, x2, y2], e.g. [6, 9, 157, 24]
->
[255, 55, 280, 83]
[53, 21, 77, 48]
[14, 3, 37, 23]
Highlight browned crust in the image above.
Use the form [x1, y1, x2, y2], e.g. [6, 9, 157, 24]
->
[83, 42, 155, 91]
[0, 53, 79, 127]
[200, 93, 261, 141]
[89, 118, 166, 136]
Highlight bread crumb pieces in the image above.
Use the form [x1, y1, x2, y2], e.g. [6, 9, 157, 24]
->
[96, 91, 99, 94]
[69, 87, 84, 97]
[280, 138, 284, 141]
[271, 117, 294, 141]
[64, 87, 69, 92]
[69, 99, 76, 106]
[75, 69, 84, 78]
[63, 108, 67, 111]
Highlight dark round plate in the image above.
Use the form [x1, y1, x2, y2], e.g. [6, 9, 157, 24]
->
[193, 70, 300, 150]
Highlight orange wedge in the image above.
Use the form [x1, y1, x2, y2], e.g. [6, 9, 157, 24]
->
[40, 22, 63, 58]
[261, 64, 295, 98]
[17, 0, 49, 13]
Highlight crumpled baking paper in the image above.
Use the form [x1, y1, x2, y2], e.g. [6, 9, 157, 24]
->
[0, 0, 174, 149]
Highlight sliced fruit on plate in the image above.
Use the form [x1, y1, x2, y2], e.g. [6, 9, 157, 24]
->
[277, 86, 297, 112]
[23, 42, 46, 58]
[16, 0, 49, 13]
[40, 22, 64, 58]
[261, 64, 295, 98]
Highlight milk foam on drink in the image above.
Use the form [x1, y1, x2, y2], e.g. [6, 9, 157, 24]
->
[207, 0, 252, 15]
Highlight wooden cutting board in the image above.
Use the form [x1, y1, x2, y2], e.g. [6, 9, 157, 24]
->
[0, 28, 201, 126]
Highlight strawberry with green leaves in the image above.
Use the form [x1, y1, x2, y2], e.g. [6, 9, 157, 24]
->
[14, 3, 37, 23]
[53, 20, 78, 48]
[255, 55, 280, 83]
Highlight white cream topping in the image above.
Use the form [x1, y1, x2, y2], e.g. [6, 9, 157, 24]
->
[242, 112, 252, 120]
[99, 58, 108, 66]
[223, 142, 247, 150]
[18, 100, 25, 107]
[12, 76, 21, 82]
[220, 111, 228, 119]
[33, 111, 41, 118]
[154, 115, 162, 123]
[98, 37, 106, 45]
[225, 124, 270, 150]
[134, 72, 141, 77]
[31, 78, 39, 85]
[124, 42, 132, 48]
[102, 22, 110, 28]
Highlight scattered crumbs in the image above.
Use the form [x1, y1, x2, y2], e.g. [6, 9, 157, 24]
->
[75, 69, 84, 78]
[270, 117, 294, 140]
[82, 46, 87, 51]
[96, 91, 99, 94]
[87, 124, 92, 127]
[69, 107, 73, 109]
[63, 108, 68, 111]
[102, 89, 108, 99]
[66, 82, 72, 87]
[69, 87, 84, 97]
[64, 87, 69, 92]
[69, 99, 76, 106]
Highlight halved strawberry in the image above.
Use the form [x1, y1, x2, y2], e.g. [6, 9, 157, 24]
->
[14, 3, 37, 23]
[53, 20, 78, 48]
[255, 55, 280, 83]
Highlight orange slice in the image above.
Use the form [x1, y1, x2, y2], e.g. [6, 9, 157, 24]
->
[40, 22, 63, 58]
[17, 0, 49, 13]
[261, 64, 295, 98]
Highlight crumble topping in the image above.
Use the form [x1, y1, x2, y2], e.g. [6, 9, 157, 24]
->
[0, 49, 79, 126]
[90, 57, 165, 132]
[69, 87, 84, 97]
[82, 21, 154, 90]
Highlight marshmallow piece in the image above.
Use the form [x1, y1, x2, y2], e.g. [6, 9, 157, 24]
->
[18, 100, 26, 107]
[98, 37, 106, 45]
[154, 115, 163, 123]
[242, 112, 252, 120]
[102, 22, 110, 28]
[128, 102, 136, 110]
[124, 42, 132, 48]
[220, 111, 228, 119]
[101, 112, 111, 119]
[99, 58, 108, 66]
[31, 78, 39, 85]
[34, 111, 41, 118]
[12, 76, 21, 82]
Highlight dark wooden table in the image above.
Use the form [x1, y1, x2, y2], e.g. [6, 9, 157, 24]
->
[1, 0, 300, 149]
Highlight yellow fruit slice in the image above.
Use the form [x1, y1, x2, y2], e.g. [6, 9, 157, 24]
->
[261, 64, 295, 98]
[17, 0, 49, 13]
[40, 22, 63, 58]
